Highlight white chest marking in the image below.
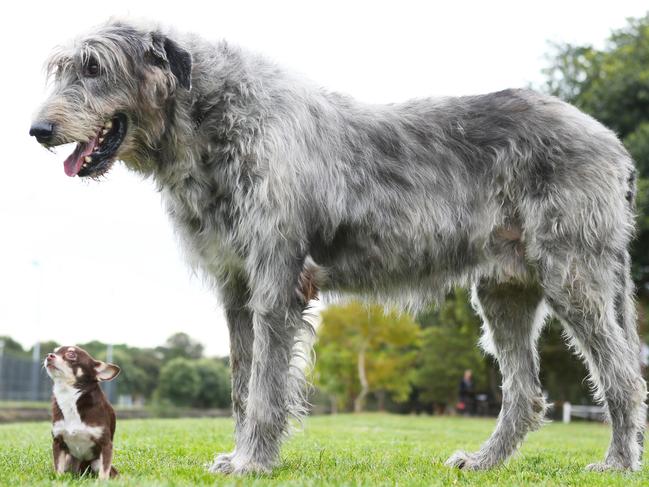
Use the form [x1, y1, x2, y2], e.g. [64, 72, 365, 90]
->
[52, 382, 104, 460]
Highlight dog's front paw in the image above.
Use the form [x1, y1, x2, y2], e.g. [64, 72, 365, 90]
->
[230, 460, 272, 475]
[445, 450, 493, 471]
[207, 452, 273, 475]
[207, 452, 235, 474]
[585, 460, 639, 472]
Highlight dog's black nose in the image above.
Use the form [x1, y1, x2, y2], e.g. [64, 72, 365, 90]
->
[29, 121, 54, 143]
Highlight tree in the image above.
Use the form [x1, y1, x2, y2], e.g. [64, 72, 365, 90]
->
[414, 289, 489, 408]
[193, 359, 231, 408]
[0, 336, 26, 357]
[543, 13, 649, 305]
[30, 341, 60, 357]
[130, 348, 163, 399]
[157, 333, 204, 361]
[157, 357, 201, 406]
[314, 302, 421, 412]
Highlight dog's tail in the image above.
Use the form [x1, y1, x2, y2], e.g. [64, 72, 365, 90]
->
[285, 258, 323, 427]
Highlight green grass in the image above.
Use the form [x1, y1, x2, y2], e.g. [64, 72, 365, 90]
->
[0, 414, 646, 486]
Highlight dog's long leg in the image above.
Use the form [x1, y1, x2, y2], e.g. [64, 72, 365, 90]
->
[446, 279, 547, 470]
[209, 244, 306, 474]
[208, 278, 254, 471]
[543, 256, 647, 471]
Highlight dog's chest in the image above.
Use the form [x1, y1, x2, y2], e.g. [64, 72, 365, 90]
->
[162, 186, 245, 277]
[52, 384, 103, 460]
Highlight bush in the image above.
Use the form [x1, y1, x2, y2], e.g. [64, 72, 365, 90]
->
[157, 357, 201, 407]
[193, 359, 231, 408]
[156, 357, 231, 408]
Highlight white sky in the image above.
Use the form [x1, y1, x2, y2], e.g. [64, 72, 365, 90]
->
[1, 0, 647, 356]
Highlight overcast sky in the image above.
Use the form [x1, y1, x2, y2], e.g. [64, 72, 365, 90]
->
[1, 0, 647, 357]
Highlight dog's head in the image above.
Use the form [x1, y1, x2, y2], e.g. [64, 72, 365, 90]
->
[44, 345, 120, 385]
[30, 20, 192, 178]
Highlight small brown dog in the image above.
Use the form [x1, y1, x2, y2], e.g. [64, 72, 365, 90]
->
[44, 346, 120, 479]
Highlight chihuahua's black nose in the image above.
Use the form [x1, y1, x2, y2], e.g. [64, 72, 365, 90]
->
[29, 121, 54, 143]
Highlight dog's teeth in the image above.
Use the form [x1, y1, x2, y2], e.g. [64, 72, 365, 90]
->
[105, 120, 113, 129]
[84, 156, 92, 163]
[102, 129, 108, 135]
[99, 137, 104, 143]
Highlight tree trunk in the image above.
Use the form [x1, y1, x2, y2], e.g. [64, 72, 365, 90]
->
[377, 390, 386, 412]
[354, 344, 369, 413]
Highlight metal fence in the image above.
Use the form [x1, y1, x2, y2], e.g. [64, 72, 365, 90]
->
[0, 344, 118, 403]
[0, 351, 51, 401]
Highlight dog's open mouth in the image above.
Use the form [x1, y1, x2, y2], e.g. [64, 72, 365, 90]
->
[63, 113, 127, 178]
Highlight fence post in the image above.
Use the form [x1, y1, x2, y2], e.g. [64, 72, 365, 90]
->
[563, 402, 571, 423]
[0, 339, 4, 400]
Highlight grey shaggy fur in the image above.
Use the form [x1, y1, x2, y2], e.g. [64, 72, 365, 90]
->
[31, 19, 647, 474]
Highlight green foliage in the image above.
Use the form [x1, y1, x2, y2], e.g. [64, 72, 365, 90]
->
[192, 359, 231, 408]
[538, 320, 591, 404]
[543, 13, 649, 295]
[0, 336, 26, 357]
[155, 357, 231, 408]
[415, 289, 488, 405]
[130, 348, 164, 399]
[30, 341, 60, 357]
[157, 357, 202, 407]
[110, 349, 155, 399]
[157, 332, 204, 361]
[314, 301, 421, 411]
[625, 122, 649, 177]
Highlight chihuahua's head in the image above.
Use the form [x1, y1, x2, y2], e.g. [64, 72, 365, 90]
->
[44, 346, 120, 385]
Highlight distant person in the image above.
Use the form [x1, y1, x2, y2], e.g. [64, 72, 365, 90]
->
[457, 369, 475, 416]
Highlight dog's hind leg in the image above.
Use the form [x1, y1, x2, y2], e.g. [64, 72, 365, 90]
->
[446, 279, 548, 470]
[543, 254, 647, 471]
[208, 277, 255, 472]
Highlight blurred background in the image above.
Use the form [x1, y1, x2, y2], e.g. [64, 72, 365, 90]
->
[1, 1, 648, 423]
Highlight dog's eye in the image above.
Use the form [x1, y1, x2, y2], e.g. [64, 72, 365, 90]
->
[83, 57, 100, 77]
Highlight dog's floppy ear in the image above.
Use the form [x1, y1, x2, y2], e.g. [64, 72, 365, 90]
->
[149, 33, 192, 91]
[94, 361, 121, 382]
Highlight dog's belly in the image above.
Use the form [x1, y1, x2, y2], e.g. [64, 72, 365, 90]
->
[310, 223, 488, 293]
[53, 420, 103, 460]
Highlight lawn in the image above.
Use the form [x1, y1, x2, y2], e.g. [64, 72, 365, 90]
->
[0, 414, 646, 486]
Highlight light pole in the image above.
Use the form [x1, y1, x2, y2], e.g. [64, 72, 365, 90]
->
[31, 260, 43, 401]
[31, 342, 41, 401]
[105, 343, 115, 403]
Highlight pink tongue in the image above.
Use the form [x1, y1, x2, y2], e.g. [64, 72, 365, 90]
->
[63, 136, 98, 177]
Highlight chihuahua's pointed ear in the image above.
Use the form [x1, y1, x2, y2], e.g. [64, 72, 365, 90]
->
[95, 361, 121, 382]
[149, 33, 192, 90]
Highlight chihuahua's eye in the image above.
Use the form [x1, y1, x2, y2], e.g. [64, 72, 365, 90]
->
[83, 57, 100, 77]
[65, 351, 77, 360]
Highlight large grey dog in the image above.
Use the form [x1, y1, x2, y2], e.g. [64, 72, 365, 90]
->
[31, 19, 647, 474]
